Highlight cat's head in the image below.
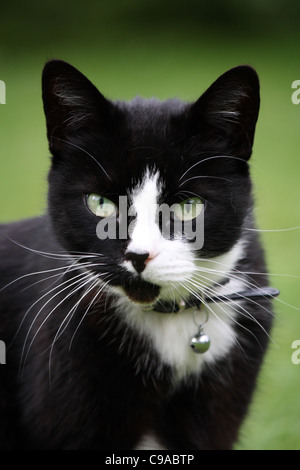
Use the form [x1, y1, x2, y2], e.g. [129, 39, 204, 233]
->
[42, 60, 259, 306]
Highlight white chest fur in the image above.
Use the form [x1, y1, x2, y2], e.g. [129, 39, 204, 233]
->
[115, 291, 240, 383]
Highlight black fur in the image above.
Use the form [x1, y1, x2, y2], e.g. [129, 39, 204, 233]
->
[0, 61, 272, 449]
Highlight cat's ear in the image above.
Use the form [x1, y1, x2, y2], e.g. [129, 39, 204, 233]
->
[42, 60, 111, 152]
[189, 66, 260, 158]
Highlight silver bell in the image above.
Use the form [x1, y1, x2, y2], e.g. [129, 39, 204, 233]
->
[190, 331, 210, 354]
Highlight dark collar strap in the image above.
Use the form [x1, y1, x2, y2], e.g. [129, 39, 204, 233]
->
[153, 286, 280, 314]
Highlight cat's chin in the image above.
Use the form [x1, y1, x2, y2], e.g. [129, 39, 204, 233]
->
[122, 280, 160, 304]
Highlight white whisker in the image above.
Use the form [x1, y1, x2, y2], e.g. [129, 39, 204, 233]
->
[178, 155, 248, 182]
[193, 264, 278, 321]
[19, 271, 93, 375]
[48, 274, 103, 386]
[193, 257, 299, 313]
[68, 276, 112, 352]
[244, 226, 300, 233]
[20, 261, 95, 293]
[179, 175, 232, 188]
[188, 275, 275, 348]
[52, 136, 112, 182]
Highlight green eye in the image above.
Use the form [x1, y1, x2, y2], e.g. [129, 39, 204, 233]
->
[174, 197, 204, 221]
[86, 194, 117, 217]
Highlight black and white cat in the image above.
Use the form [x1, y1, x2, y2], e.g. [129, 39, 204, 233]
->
[0, 60, 276, 449]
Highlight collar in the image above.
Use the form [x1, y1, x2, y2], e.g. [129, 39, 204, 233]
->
[152, 286, 280, 314]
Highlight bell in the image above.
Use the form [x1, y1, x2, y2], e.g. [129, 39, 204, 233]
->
[190, 331, 210, 354]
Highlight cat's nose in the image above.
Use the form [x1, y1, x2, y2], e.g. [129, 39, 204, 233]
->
[125, 251, 149, 274]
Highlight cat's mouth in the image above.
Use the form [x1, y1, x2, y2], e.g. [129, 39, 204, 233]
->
[122, 278, 160, 304]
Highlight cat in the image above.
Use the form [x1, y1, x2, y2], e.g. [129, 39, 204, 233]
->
[0, 60, 277, 450]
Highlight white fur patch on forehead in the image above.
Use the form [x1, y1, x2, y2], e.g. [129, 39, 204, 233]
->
[130, 169, 161, 206]
[127, 170, 162, 256]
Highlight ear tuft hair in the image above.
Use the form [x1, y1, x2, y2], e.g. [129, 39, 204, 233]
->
[189, 66, 260, 158]
[42, 60, 110, 151]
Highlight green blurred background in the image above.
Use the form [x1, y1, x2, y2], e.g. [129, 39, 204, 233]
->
[0, 0, 299, 449]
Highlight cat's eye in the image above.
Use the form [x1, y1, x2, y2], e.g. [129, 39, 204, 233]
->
[86, 194, 117, 217]
[174, 197, 204, 221]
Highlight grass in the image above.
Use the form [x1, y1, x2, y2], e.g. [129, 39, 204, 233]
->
[0, 5, 299, 449]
